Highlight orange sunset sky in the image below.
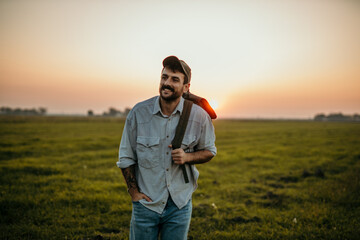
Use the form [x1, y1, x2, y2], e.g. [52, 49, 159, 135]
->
[0, 0, 359, 118]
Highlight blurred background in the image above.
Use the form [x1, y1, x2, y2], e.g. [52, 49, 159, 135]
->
[1, 1, 360, 239]
[1, 0, 359, 118]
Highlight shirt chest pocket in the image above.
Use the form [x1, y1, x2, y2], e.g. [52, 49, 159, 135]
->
[181, 135, 197, 153]
[136, 136, 160, 169]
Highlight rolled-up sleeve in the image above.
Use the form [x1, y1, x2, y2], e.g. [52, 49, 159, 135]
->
[116, 113, 137, 168]
[197, 114, 217, 156]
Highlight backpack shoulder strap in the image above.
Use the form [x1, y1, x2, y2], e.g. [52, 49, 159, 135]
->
[171, 99, 193, 149]
[183, 92, 217, 119]
[171, 99, 193, 183]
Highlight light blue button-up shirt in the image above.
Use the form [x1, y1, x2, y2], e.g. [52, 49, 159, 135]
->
[117, 96, 217, 214]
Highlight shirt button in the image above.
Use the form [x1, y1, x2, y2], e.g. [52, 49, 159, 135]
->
[167, 184, 170, 187]
[166, 168, 169, 171]
[166, 152, 169, 155]
[162, 201, 165, 204]
[166, 136, 169, 138]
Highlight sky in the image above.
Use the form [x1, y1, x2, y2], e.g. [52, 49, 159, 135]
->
[0, 0, 359, 118]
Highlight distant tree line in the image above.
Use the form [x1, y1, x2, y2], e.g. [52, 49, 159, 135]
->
[314, 113, 360, 122]
[0, 106, 47, 116]
[88, 107, 131, 117]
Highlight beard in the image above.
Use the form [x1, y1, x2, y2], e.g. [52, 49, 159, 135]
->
[159, 84, 184, 102]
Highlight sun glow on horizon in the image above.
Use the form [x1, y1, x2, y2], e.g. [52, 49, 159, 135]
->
[209, 100, 219, 111]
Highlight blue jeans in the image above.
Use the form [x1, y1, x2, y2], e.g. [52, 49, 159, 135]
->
[130, 197, 192, 240]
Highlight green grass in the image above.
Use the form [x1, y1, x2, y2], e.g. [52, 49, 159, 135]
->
[1, 116, 359, 239]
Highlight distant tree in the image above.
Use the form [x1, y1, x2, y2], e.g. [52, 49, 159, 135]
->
[314, 113, 326, 121]
[28, 108, 38, 115]
[353, 114, 360, 121]
[110, 107, 121, 116]
[0, 106, 47, 116]
[327, 113, 351, 121]
[314, 113, 360, 122]
[314, 112, 359, 122]
[88, 110, 94, 116]
[38, 107, 47, 115]
[14, 108, 21, 115]
[0, 107, 12, 115]
[124, 107, 131, 116]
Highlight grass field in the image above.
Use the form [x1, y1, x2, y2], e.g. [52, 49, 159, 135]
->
[1, 116, 359, 239]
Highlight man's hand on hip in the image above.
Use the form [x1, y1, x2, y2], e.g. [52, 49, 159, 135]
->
[121, 165, 152, 202]
[129, 188, 152, 202]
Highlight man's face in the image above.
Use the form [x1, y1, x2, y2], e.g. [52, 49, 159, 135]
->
[159, 67, 190, 102]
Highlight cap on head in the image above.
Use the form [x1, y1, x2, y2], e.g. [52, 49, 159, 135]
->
[162, 56, 191, 84]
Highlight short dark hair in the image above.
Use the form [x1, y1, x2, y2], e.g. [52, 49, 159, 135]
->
[163, 61, 189, 84]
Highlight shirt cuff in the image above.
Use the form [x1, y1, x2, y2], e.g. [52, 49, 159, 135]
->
[116, 157, 136, 168]
[204, 146, 217, 157]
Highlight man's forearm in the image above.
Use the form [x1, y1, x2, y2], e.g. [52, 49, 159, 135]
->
[186, 150, 214, 164]
[121, 165, 139, 196]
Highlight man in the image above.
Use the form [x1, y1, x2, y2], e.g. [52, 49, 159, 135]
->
[117, 56, 217, 240]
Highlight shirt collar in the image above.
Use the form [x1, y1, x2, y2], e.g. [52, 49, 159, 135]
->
[153, 96, 184, 116]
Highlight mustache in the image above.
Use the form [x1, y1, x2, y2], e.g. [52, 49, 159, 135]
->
[161, 85, 174, 92]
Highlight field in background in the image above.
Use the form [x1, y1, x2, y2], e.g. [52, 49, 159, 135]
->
[0, 116, 359, 239]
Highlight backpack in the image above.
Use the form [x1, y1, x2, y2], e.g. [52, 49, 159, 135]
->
[183, 92, 217, 119]
[171, 92, 217, 183]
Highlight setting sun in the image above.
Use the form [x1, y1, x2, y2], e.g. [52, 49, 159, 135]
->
[209, 100, 219, 110]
